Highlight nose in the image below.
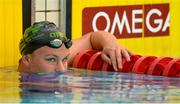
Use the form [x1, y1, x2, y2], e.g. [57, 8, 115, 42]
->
[55, 61, 67, 72]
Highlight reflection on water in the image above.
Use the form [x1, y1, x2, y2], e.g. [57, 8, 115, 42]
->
[0, 67, 180, 103]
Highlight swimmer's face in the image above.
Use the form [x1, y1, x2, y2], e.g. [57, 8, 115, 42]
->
[24, 45, 70, 73]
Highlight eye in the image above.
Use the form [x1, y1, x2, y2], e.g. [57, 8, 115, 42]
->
[45, 57, 57, 62]
[62, 56, 68, 62]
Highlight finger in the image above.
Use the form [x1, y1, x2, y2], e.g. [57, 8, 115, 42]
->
[109, 51, 118, 71]
[121, 49, 131, 62]
[126, 48, 133, 55]
[115, 48, 122, 69]
[101, 53, 111, 65]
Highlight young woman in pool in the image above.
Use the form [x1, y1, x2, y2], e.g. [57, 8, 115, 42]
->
[18, 21, 131, 73]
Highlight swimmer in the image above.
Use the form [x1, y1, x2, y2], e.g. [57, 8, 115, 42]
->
[18, 21, 131, 73]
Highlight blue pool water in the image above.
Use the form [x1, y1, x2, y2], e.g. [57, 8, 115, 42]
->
[0, 66, 180, 103]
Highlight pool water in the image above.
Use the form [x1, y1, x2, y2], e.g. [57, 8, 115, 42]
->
[0, 66, 180, 103]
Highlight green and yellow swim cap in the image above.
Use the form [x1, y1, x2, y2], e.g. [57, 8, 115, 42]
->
[19, 21, 72, 55]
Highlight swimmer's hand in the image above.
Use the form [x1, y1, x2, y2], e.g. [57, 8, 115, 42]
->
[101, 44, 132, 71]
[88, 31, 132, 71]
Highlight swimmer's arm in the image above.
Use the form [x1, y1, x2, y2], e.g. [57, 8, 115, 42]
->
[68, 31, 131, 71]
[68, 32, 93, 65]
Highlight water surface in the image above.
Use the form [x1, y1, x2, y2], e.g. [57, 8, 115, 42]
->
[0, 66, 179, 103]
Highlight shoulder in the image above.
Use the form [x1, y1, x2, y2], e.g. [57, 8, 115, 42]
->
[68, 32, 93, 65]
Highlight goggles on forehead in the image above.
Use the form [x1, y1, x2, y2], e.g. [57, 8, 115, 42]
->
[28, 37, 72, 49]
[48, 38, 72, 49]
[21, 38, 72, 55]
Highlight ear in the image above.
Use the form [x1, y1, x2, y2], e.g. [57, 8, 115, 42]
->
[18, 55, 32, 72]
[21, 55, 32, 66]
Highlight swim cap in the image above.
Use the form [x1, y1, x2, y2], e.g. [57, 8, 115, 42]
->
[19, 21, 72, 55]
